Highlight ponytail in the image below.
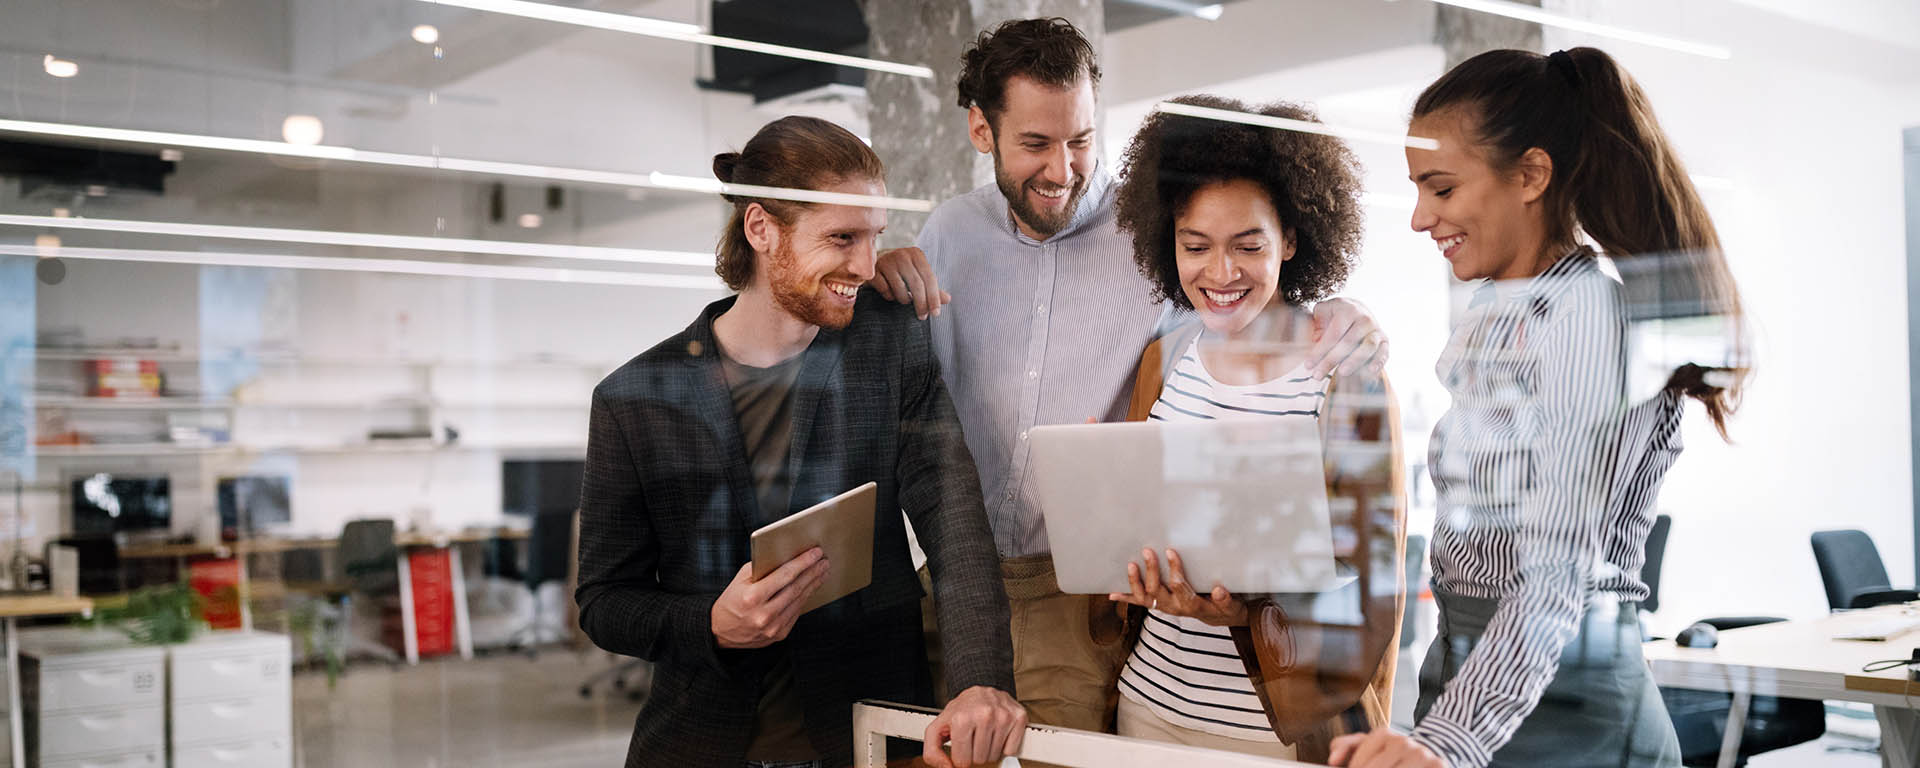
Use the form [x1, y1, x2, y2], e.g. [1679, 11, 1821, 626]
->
[1414, 47, 1748, 440]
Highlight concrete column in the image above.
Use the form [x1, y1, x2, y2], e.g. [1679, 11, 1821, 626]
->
[1437, 0, 1542, 69]
[865, 0, 1101, 248]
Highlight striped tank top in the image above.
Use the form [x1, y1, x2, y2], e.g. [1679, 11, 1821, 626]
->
[1118, 339, 1327, 741]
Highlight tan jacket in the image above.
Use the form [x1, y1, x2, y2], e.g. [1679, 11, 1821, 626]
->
[1094, 319, 1408, 763]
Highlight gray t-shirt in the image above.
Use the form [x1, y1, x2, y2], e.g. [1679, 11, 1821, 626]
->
[719, 342, 814, 762]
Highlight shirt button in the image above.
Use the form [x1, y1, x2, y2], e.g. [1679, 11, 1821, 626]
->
[1019, 430, 1029, 441]
[1027, 370, 1037, 379]
[1036, 304, 1046, 314]
[1004, 491, 1015, 501]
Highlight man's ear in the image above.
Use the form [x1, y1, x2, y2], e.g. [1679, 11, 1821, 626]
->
[967, 105, 995, 155]
[744, 203, 780, 255]
[1516, 147, 1554, 205]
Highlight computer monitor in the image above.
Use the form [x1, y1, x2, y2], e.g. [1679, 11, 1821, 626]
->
[71, 473, 172, 537]
[218, 475, 292, 539]
[502, 460, 584, 518]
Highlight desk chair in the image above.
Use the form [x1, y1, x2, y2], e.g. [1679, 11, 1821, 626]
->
[290, 519, 404, 668]
[1654, 518, 1825, 766]
[506, 509, 575, 655]
[1812, 529, 1919, 610]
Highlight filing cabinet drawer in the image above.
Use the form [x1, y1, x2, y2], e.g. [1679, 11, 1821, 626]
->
[35, 661, 163, 712]
[169, 651, 288, 702]
[34, 705, 164, 760]
[172, 693, 292, 744]
[173, 736, 292, 768]
[42, 748, 164, 768]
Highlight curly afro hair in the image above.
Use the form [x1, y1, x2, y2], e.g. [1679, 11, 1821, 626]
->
[1115, 95, 1365, 310]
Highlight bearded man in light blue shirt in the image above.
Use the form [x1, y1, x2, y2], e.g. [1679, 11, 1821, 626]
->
[869, 17, 1389, 733]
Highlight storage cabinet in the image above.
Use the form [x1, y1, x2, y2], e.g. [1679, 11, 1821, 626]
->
[19, 629, 167, 768]
[167, 631, 292, 768]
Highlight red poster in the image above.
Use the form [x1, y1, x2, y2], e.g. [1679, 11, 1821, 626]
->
[406, 549, 457, 657]
[188, 558, 244, 630]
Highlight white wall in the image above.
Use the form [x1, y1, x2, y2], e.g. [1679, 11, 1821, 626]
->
[1539, 0, 1920, 633]
[1102, 0, 1920, 633]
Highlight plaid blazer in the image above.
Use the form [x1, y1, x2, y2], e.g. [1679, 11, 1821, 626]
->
[575, 292, 1014, 768]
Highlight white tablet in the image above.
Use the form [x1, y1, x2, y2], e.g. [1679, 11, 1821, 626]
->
[750, 482, 877, 614]
[1030, 420, 1351, 595]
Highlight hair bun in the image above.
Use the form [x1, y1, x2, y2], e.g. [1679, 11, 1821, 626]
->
[712, 152, 741, 184]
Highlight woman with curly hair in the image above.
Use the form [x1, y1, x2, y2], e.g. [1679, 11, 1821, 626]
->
[1103, 94, 1407, 763]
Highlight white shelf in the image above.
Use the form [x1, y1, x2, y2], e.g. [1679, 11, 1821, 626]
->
[35, 396, 235, 410]
[30, 441, 585, 459]
[37, 349, 616, 370]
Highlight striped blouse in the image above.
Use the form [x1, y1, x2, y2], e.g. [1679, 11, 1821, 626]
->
[1410, 250, 1686, 768]
[1117, 340, 1327, 741]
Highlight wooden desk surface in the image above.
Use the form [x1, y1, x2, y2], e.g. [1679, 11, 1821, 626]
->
[119, 527, 531, 560]
[1645, 605, 1920, 707]
[0, 595, 93, 618]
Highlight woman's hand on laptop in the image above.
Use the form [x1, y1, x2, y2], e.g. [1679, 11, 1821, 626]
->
[1110, 548, 1249, 627]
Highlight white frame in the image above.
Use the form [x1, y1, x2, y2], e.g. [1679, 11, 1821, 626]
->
[850, 701, 1310, 768]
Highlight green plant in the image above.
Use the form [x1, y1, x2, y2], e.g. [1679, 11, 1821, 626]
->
[80, 581, 208, 645]
[285, 598, 345, 689]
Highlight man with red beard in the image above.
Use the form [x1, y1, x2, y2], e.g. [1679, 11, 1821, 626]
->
[868, 18, 1391, 735]
[576, 116, 1023, 768]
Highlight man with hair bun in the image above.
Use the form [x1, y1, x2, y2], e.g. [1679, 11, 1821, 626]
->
[576, 115, 1024, 768]
[869, 17, 1392, 734]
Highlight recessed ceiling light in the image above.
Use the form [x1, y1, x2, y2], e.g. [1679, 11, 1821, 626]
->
[42, 55, 78, 78]
[159, 148, 184, 162]
[281, 115, 325, 146]
[411, 24, 440, 44]
[517, 213, 542, 228]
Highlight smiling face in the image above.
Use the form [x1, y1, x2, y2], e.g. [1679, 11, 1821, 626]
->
[1174, 179, 1295, 338]
[748, 177, 886, 330]
[1405, 109, 1554, 282]
[970, 75, 1097, 240]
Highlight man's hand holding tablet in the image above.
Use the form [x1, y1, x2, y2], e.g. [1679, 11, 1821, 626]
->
[711, 547, 831, 649]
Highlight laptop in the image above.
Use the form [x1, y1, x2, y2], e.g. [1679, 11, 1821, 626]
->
[1029, 419, 1352, 595]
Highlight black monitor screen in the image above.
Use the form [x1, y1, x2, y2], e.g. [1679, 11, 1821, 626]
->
[218, 475, 291, 534]
[72, 474, 171, 536]
[502, 460, 583, 517]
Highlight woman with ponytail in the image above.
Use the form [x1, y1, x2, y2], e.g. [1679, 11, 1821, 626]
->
[1330, 47, 1745, 768]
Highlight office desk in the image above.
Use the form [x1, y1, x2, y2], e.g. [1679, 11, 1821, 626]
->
[1645, 606, 1920, 768]
[0, 595, 95, 768]
[120, 528, 530, 663]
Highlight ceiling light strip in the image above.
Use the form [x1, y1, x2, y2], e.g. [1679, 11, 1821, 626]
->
[1154, 102, 1440, 150]
[0, 214, 714, 266]
[0, 118, 934, 212]
[1428, 0, 1731, 60]
[647, 173, 935, 213]
[3, 244, 727, 290]
[422, 0, 934, 78]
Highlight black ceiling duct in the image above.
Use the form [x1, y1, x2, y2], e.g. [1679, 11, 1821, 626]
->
[700, 0, 868, 104]
[0, 139, 176, 196]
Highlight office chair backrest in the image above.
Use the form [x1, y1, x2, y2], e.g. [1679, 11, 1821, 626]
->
[526, 509, 577, 588]
[1812, 529, 1892, 611]
[1401, 534, 1428, 650]
[1640, 514, 1672, 614]
[339, 518, 400, 594]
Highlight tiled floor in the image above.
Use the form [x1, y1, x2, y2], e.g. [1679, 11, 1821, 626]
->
[293, 648, 646, 767]
[294, 650, 1888, 767]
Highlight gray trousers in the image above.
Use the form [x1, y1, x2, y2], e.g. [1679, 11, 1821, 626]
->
[1414, 589, 1682, 768]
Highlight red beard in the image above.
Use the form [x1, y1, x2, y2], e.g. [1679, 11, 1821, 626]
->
[766, 239, 855, 330]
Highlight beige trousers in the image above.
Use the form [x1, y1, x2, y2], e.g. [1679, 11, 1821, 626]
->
[1001, 555, 1131, 733]
[1116, 695, 1299, 761]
